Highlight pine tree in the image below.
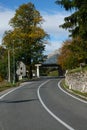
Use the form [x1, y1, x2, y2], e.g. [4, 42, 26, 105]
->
[56, 0, 87, 63]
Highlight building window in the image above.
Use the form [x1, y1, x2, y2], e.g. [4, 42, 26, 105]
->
[20, 72, 23, 75]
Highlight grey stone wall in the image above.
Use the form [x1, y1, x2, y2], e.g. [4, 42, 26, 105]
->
[65, 71, 87, 92]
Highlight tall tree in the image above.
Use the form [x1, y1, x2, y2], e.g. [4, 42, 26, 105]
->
[0, 46, 7, 80]
[2, 2, 48, 79]
[58, 40, 78, 69]
[55, 0, 87, 39]
[56, 0, 87, 63]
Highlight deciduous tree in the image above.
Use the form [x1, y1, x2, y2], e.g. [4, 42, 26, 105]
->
[0, 46, 7, 80]
[2, 2, 48, 79]
[58, 40, 79, 69]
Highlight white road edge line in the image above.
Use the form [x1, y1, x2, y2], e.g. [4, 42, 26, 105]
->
[0, 82, 31, 100]
[58, 80, 87, 104]
[37, 80, 75, 130]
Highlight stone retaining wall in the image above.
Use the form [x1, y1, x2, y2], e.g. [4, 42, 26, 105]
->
[65, 71, 87, 92]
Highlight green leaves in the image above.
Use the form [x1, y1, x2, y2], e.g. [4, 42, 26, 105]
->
[56, 0, 87, 40]
[56, 0, 87, 69]
[2, 2, 48, 79]
[55, 0, 74, 10]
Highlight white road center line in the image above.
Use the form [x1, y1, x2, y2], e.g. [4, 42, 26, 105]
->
[37, 80, 75, 130]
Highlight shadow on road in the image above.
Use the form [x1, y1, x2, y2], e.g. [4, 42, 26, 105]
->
[0, 98, 38, 104]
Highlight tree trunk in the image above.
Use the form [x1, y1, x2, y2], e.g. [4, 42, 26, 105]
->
[29, 65, 32, 79]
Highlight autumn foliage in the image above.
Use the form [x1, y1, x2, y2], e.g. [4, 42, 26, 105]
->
[56, 0, 87, 70]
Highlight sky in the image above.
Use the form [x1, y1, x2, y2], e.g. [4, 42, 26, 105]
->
[0, 0, 71, 54]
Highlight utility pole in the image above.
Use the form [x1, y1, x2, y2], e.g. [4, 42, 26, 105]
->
[13, 42, 15, 84]
[8, 49, 11, 82]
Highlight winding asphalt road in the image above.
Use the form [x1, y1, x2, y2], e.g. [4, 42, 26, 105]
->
[0, 78, 87, 130]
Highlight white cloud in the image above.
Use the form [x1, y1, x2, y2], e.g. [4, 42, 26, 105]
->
[45, 40, 62, 54]
[41, 11, 70, 39]
[0, 7, 14, 44]
[41, 11, 70, 54]
[0, 6, 70, 54]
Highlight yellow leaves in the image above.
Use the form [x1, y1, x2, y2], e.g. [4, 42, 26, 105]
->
[58, 39, 74, 69]
[20, 27, 46, 40]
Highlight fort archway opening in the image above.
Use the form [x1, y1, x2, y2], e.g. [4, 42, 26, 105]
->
[39, 63, 64, 77]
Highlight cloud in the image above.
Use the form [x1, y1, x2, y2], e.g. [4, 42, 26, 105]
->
[45, 40, 62, 54]
[41, 11, 70, 54]
[0, 6, 14, 44]
[0, 5, 70, 54]
[41, 11, 70, 39]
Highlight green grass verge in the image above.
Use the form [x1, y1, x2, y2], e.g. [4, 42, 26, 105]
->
[0, 81, 20, 92]
[48, 70, 58, 76]
[60, 79, 69, 89]
[68, 66, 87, 74]
[72, 89, 87, 97]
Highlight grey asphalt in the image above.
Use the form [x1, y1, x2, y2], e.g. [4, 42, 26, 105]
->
[0, 78, 87, 130]
[40, 79, 87, 130]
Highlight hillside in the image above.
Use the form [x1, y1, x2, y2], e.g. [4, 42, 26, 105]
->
[43, 50, 59, 64]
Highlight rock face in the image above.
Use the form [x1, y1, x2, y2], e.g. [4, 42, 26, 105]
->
[65, 70, 87, 92]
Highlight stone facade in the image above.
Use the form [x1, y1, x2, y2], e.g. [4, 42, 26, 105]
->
[16, 61, 26, 80]
[65, 70, 87, 92]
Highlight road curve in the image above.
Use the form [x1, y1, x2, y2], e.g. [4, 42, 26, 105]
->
[39, 79, 87, 130]
[0, 78, 87, 130]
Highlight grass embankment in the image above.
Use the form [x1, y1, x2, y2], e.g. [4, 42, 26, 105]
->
[48, 70, 58, 76]
[0, 81, 20, 92]
[0, 78, 37, 92]
[68, 66, 87, 73]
